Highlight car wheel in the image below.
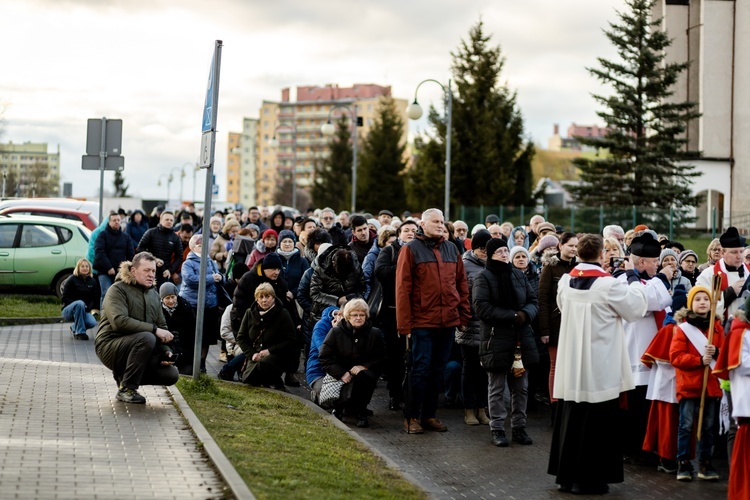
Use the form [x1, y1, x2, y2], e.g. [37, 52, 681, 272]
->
[54, 272, 72, 299]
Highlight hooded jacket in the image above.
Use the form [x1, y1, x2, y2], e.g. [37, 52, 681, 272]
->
[349, 229, 377, 264]
[95, 261, 167, 347]
[236, 298, 297, 370]
[180, 251, 222, 309]
[278, 248, 310, 297]
[456, 250, 485, 347]
[125, 209, 149, 250]
[309, 245, 366, 323]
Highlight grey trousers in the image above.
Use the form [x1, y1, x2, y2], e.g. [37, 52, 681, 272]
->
[96, 331, 179, 390]
[487, 370, 528, 431]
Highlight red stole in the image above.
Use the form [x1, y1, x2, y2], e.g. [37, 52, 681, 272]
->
[568, 268, 611, 278]
[713, 259, 750, 292]
[713, 320, 749, 379]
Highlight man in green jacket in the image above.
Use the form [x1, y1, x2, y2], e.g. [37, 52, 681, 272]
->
[95, 252, 179, 404]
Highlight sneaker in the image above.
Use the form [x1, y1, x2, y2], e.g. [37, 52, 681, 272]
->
[491, 430, 509, 447]
[356, 415, 369, 428]
[697, 460, 719, 480]
[420, 418, 448, 432]
[512, 427, 533, 445]
[116, 387, 146, 404]
[657, 459, 678, 474]
[676, 460, 694, 481]
[403, 418, 424, 434]
[74, 333, 89, 340]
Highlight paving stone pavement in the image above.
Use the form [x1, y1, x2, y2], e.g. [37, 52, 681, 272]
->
[0, 323, 229, 499]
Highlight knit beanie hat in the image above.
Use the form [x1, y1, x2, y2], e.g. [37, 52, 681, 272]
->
[261, 252, 282, 270]
[485, 237, 508, 258]
[659, 248, 679, 265]
[536, 234, 560, 254]
[471, 223, 486, 236]
[159, 282, 178, 300]
[278, 229, 296, 243]
[367, 218, 381, 231]
[510, 245, 530, 262]
[678, 249, 699, 265]
[261, 229, 278, 240]
[687, 286, 711, 310]
[471, 229, 492, 250]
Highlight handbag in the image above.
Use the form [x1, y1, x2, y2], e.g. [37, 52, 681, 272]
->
[318, 374, 344, 408]
[216, 281, 233, 309]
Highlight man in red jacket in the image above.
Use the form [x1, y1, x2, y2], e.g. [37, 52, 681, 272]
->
[396, 208, 471, 434]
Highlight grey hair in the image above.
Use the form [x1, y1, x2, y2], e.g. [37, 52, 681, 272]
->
[603, 225, 624, 238]
[421, 208, 443, 222]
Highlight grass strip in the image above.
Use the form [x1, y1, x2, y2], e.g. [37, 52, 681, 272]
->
[177, 377, 425, 500]
[0, 295, 61, 317]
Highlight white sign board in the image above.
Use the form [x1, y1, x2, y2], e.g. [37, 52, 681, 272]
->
[200, 132, 213, 168]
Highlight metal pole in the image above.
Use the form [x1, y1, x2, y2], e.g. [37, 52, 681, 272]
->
[98, 117, 107, 223]
[179, 168, 184, 203]
[445, 81, 452, 220]
[292, 127, 297, 210]
[192, 166, 197, 202]
[194, 40, 223, 380]
[351, 104, 358, 214]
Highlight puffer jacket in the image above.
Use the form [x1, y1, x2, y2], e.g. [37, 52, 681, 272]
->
[61, 274, 100, 311]
[374, 240, 403, 310]
[362, 241, 381, 300]
[306, 306, 337, 385]
[537, 254, 576, 347]
[318, 319, 386, 380]
[180, 251, 222, 308]
[473, 260, 539, 372]
[456, 250, 485, 347]
[278, 248, 310, 297]
[138, 224, 183, 275]
[309, 246, 365, 323]
[395, 233, 471, 334]
[93, 225, 135, 274]
[95, 261, 167, 347]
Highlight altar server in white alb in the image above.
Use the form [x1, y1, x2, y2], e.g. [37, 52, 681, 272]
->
[618, 231, 674, 462]
[696, 226, 749, 321]
[548, 234, 648, 495]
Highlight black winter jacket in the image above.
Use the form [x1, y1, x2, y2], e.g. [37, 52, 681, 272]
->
[473, 261, 539, 372]
[309, 246, 366, 323]
[61, 275, 100, 311]
[373, 240, 403, 310]
[456, 250, 485, 347]
[318, 319, 386, 380]
[93, 225, 135, 274]
[231, 262, 296, 333]
[162, 296, 196, 369]
[236, 299, 297, 370]
[137, 225, 183, 275]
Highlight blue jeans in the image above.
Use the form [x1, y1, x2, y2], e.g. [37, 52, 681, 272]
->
[62, 300, 98, 335]
[408, 328, 455, 420]
[98, 273, 114, 308]
[677, 397, 716, 462]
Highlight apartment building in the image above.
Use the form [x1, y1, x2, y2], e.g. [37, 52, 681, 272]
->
[0, 141, 60, 197]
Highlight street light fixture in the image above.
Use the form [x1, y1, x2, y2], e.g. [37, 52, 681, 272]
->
[321, 104, 358, 213]
[157, 174, 170, 205]
[407, 79, 453, 220]
[269, 123, 298, 210]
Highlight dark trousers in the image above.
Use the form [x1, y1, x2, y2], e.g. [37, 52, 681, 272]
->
[460, 344, 487, 409]
[624, 385, 650, 456]
[382, 308, 406, 400]
[339, 370, 378, 417]
[243, 354, 286, 386]
[409, 328, 454, 420]
[96, 331, 179, 390]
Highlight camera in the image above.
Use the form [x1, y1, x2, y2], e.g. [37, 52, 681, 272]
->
[610, 256, 627, 269]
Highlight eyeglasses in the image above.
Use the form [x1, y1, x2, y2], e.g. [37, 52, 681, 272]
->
[321, 216, 334, 221]
[349, 313, 367, 319]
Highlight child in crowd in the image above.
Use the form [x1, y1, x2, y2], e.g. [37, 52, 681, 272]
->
[670, 286, 724, 481]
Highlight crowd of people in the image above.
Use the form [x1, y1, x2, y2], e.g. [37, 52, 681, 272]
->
[61, 202, 750, 497]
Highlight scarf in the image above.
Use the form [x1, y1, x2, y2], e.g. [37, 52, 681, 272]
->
[277, 248, 298, 261]
[685, 312, 711, 331]
[162, 304, 176, 316]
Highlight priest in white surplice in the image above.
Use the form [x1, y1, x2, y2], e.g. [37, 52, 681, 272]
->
[548, 234, 648, 495]
[696, 226, 749, 321]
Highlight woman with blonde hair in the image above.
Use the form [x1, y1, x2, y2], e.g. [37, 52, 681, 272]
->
[698, 238, 722, 272]
[602, 237, 625, 274]
[211, 219, 241, 272]
[61, 258, 100, 340]
[319, 298, 386, 428]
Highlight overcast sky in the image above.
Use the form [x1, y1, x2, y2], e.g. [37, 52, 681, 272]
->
[0, 0, 624, 202]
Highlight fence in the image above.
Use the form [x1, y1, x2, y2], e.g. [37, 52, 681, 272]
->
[457, 205, 734, 240]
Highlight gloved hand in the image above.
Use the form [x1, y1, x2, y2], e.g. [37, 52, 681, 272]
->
[514, 310, 527, 327]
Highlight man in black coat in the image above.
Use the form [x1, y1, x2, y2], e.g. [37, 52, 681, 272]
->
[94, 212, 135, 306]
[138, 211, 183, 288]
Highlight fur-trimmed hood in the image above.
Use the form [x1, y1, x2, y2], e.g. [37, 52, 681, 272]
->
[115, 260, 151, 288]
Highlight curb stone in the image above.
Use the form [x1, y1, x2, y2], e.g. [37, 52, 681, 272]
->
[168, 384, 256, 500]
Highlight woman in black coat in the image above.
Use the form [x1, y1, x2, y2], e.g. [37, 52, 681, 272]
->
[236, 283, 297, 390]
[61, 258, 100, 340]
[159, 282, 197, 375]
[318, 298, 386, 428]
[473, 238, 538, 448]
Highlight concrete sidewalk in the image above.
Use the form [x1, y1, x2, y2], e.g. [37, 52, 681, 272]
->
[0, 323, 229, 499]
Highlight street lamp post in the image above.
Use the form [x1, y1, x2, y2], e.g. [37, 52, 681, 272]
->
[406, 79, 453, 220]
[269, 123, 297, 210]
[192, 164, 201, 202]
[321, 104, 358, 213]
[157, 174, 170, 204]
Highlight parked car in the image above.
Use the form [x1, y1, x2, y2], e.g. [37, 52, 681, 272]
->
[0, 214, 91, 297]
[0, 198, 99, 227]
[0, 206, 98, 230]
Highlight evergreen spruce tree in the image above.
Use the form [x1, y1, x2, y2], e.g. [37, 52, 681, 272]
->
[571, 0, 700, 227]
[113, 170, 129, 197]
[312, 115, 352, 212]
[357, 97, 407, 214]
[406, 21, 534, 213]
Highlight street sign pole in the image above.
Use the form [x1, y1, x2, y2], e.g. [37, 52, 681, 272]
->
[98, 117, 107, 223]
[193, 40, 223, 380]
